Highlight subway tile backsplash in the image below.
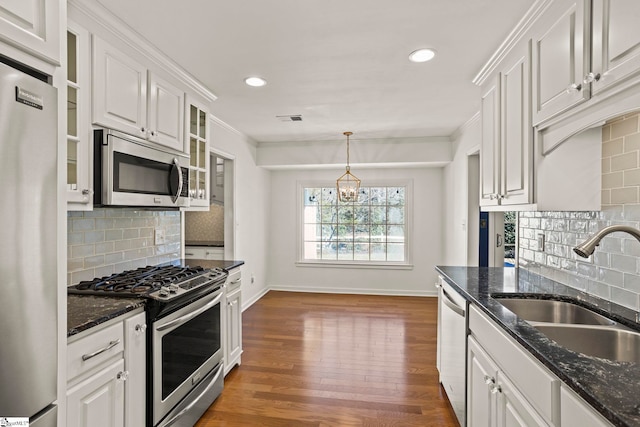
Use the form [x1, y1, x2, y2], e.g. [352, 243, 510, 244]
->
[67, 208, 181, 285]
[519, 112, 640, 310]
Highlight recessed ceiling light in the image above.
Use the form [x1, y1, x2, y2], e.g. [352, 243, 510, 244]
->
[244, 76, 267, 87]
[409, 48, 436, 63]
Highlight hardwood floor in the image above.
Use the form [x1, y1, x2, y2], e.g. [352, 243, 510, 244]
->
[195, 291, 458, 426]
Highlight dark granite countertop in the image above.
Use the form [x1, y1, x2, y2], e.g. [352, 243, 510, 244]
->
[181, 258, 244, 271]
[185, 240, 224, 247]
[67, 259, 244, 337]
[436, 266, 640, 427]
[68, 295, 145, 338]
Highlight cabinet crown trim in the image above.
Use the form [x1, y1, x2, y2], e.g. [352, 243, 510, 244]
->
[473, 0, 552, 86]
[68, 0, 216, 104]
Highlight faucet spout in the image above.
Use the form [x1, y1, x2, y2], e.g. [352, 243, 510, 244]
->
[573, 225, 640, 258]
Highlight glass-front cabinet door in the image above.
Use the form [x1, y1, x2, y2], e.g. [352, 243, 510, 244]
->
[185, 97, 210, 209]
[67, 21, 92, 208]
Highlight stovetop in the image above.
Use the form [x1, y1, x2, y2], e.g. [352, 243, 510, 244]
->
[67, 264, 228, 302]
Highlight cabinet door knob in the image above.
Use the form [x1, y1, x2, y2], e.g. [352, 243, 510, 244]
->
[583, 72, 601, 84]
[117, 371, 129, 382]
[490, 384, 502, 394]
[566, 83, 582, 93]
[134, 323, 147, 334]
[483, 375, 495, 386]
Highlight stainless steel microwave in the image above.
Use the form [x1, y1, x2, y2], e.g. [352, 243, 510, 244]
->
[94, 128, 190, 208]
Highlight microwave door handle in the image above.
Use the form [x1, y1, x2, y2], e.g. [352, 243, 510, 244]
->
[170, 158, 183, 203]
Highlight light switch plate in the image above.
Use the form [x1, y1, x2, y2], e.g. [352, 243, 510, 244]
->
[154, 228, 166, 245]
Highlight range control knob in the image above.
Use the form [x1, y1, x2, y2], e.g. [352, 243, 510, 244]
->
[159, 286, 170, 297]
[168, 284, 179, 294]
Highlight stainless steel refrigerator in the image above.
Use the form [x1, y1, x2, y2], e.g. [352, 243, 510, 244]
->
[0, 60, 58, 426]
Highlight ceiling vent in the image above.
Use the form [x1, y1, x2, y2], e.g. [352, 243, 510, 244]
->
[276, 114, 303, 122]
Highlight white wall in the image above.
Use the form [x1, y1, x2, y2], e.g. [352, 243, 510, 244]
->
[443, 114, 481, 266]
[267, 167, 445, 296]
[258, 136, 451, 168]
[209, 119, 271, 308]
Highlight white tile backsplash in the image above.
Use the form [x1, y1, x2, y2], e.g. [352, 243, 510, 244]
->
[519, 112, 640, 310]
[67, 208, 181, 285]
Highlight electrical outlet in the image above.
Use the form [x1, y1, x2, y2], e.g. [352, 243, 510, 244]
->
[537, 233, 545, 252]
[154, 228, 166, 245]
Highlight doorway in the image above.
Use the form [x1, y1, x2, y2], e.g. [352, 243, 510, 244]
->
[468, 152, 516, 267]
[211, 150, 235, 260]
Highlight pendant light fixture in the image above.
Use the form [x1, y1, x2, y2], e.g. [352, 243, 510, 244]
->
[336, 131, 361, 202]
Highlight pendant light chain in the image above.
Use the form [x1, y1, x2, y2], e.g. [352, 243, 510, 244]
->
[336, 131, 360, 202]
[345, 131, 352, 171]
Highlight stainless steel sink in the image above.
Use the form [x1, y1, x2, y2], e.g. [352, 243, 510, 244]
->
[495, 298, 615, 325]
[534, 324, 640, 363]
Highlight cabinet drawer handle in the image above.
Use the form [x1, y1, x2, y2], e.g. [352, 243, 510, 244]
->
[185, 252, 194, 256]
[81, 339, 121, 361]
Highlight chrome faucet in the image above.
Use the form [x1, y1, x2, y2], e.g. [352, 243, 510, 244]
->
[573, 225, 640, 258]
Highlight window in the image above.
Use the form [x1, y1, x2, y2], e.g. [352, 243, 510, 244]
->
[300, 184, 409, 265]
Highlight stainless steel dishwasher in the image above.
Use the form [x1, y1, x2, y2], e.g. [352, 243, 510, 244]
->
[437, 277, 467, 426]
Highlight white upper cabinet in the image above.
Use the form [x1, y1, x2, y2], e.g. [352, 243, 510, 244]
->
[480, 76, 501, 207]
[591, 0, 640, 95]
[93, 36, 148, 139]
[67, 20, 93, 209]
[148, 73, 185, 151]
[92, 36, 186, 152]
[0, 0, 60, 65]
[480, 40, 532, 208]
[500, 41, 532, 206]
[532, 0, 640, 127]
[184, 96, 210, 209]
[531, 0, 589, 125]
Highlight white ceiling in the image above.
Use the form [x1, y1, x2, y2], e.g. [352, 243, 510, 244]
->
[97, 0, 535, 144]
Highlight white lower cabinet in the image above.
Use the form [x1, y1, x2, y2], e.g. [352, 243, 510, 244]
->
[468, 305, 560, 427]
[560, 385, 613, 427]
[67, 309, 146, 427]
[224, 268, 242, 375]
[468, 337, 548, 427]
[184, 246, 224, 260]
[66, 358, 125, 427]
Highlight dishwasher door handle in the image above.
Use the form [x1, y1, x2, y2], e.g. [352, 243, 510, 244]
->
[442, 289, 465, 317]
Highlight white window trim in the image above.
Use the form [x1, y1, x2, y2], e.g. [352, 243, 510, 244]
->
[296, 179, 413, 268]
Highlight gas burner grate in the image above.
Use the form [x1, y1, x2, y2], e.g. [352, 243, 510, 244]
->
[70, 264, 215, 298]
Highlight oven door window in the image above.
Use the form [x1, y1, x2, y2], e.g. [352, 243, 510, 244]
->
[114, 151, 172, 195]
[161, 304, 221, 399]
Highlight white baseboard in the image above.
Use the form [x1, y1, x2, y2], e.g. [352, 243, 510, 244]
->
[267, 284, 437, 297]
[240, 285, 437, 312]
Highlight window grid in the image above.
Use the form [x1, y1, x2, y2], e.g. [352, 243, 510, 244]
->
[303, 186, 406, 262]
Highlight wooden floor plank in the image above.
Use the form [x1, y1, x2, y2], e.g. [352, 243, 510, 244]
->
[195, 291, 458, 426]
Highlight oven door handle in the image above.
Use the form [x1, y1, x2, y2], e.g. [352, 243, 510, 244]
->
[161, 364, 224, 427]
[156, 291, 223, 332]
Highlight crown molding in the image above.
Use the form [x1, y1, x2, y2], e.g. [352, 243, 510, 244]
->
[210, 114, 258, 147]
[473, 0, 552, 86]
[68, 0, 216, 104]
[451, 111, 480, 141]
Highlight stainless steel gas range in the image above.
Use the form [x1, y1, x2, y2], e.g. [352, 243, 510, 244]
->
[68, 263, 228, 427]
